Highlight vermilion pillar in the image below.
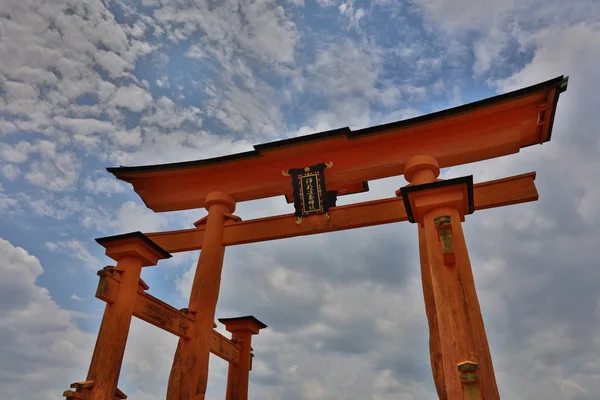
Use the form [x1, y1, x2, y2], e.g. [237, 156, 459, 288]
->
[220, 316, 267, 400]
[168, 191, 237, 400]
[73, 232, 171, 400]
[400, 155, 499, 400]
[418, 225, 447, 400]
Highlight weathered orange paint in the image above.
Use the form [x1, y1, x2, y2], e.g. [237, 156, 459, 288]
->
[95, 268, 241, 364]
[167, 192, 236, 400]
[404, 155, 499, 399]
[220, 317, 266, 400]
[64, 77, 567, 400]
[107, 78, 564, 212]
[145, 172, 539, 253]
[84, 235, 169, 400]
[404, 155, 440, 185]
[418, 225, 447, 400]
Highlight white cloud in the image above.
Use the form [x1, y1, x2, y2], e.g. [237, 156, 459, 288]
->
[0, 193, 18, 213]
[44, 240, 102, 270]
[111, 84, 154, 112]
[154, 0, 298, 66]
[110, 128, 254, 166]
[84, 175, 125, 196]
[297, 39, 405, 131]
[339, 1, 367, 27]
[140, 96, 202, 129]
[25, 149, 80, 192]
[316, 0, 338, 6]
[16, 192, 83, 220]
[0, 237, 92, 399]
[205, 81, 283, 137]
[1, 163, 20, 180]
[0, 141, 35, 163]
[156, 76, 170, 88]
[116, 201, 167, 233]
[94, 50, 132, 78]
[71, 294, 85, 302]
[110, 127, 143, 148]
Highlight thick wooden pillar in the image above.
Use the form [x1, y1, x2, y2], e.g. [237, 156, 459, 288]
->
[400, 156, 499, 400]
[167, 191, 237, 400]
[64, 232, 171, 400]
[418, 225, 447, 400]
[220, 316, 267, 400]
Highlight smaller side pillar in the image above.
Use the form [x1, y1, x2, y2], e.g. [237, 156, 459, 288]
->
[64, 232, 171, 400]
[219, 316, 267, 400]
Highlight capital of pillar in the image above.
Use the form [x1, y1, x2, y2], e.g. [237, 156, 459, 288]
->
[398, 155, 474, 225]
[219, 315, 267, 335]
[404, 154, 440, 185]
[205, 191, 237, 213]
[95, 231, 172, 267]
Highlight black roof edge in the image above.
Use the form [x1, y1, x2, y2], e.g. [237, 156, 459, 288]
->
[106, 150, 261, 175]
[218, 315, 268, 329]
[546, 76, 569, 142]
[400, 176, 474, 223]
[106, 76, 567, 176]
[95, 231, 172, 259]
[350, 75, 567, 139]
[253, 126, 351, 152]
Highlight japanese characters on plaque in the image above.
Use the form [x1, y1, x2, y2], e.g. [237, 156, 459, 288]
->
[283, 162, 337, 224]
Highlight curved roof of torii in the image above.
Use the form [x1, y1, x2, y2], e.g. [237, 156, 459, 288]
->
[107, 75, 568, 212]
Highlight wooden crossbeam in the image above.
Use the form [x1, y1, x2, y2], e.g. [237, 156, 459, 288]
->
[146, 172, 538, 253]
[96, 268, 240, 364]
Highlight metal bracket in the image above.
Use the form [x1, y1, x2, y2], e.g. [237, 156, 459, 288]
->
[434, 215, 455, 266]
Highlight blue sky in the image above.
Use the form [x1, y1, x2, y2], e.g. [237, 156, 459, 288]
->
[1, 0, 600, 399]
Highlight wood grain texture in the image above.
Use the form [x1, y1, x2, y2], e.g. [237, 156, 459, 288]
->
[146, 172, 538, 253]
[418, 225, 447, 400]
[96, 267, 240, 364]
[423, 207, 499, 399]
[86, 257, 142, 400]
[108, 79, 563, 212]
[167, 201, 230, 400]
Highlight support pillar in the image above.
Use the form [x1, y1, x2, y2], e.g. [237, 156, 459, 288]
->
[220, 316, 267, 400]
[418, 225, 447, 400]
[400, 155, 499, 400]
[63, 232, 171, 400]
[167, 191, 237, 400]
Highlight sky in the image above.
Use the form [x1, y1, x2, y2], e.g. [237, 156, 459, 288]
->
[0, 0, 600, 399]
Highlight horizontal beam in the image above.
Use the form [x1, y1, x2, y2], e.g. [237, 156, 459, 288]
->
[108, 77, 565, 212]
[146, 172, 538, 253]
[211, 329, 241, 365]
[96, 268, 240, 364]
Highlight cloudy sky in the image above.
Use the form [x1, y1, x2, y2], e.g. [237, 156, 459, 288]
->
[1, 0, 600, 399]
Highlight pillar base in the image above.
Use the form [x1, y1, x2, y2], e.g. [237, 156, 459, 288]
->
[62, 381, 127, 400]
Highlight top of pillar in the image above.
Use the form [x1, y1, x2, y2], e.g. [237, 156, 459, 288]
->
[105, 76, 567, 212]
[219, 315, 267, 334]
[205, 191, 236, 213]
[403, 155, 440, 184]
[400, 175, 475, 223]
[95, 231, 172, 266]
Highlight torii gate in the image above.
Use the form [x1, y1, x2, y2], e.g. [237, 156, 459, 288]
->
[62, 75, 568, 400]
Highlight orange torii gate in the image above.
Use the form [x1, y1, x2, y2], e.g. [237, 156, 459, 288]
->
[63, 76, 568, 400]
